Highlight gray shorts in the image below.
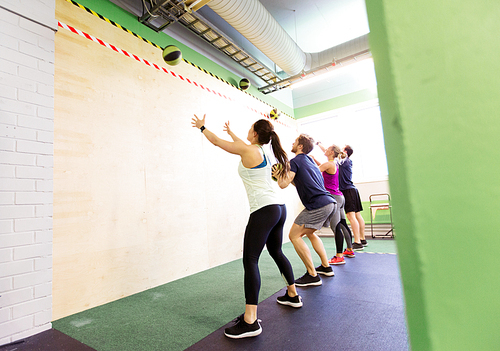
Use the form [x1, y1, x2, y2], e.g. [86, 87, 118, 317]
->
[294, 202, 337, 230]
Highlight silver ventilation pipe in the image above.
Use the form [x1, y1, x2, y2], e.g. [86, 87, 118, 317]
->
[207, 0, 307, 76]
[207, 0, 369, 78]
[305, 35, 369, 70]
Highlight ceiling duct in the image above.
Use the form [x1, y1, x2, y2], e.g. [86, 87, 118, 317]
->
[207, 0, 370, 84]
[305, 35, 369, 71]
[112, 0, 370, 93]
[207, 0, 306, 76]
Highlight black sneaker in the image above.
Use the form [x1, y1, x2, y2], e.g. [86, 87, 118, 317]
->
[294, 272, 322, 287]
[277, 291, 303, 308]
[361, 239, 368, 246]
[352, 242, 364, 251]
[315, 264, 335, 276]
[224, 314, 262, 339]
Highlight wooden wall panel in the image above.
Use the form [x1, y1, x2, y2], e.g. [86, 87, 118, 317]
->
[53, 0, 299, 320]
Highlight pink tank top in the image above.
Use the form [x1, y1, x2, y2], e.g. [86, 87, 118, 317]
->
[322, 170, 342, 196]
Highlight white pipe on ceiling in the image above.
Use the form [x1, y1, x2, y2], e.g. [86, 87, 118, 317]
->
[207, 0, 369, 77]
[305, 35, 369, 70]
[207, 0, 306, 76]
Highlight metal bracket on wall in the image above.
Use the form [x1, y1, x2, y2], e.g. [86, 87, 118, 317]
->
[138, 0, 282, 88]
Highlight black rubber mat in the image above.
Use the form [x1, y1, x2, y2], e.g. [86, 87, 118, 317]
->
[0, 329, 96, 351]
[186, 252, 409, 351]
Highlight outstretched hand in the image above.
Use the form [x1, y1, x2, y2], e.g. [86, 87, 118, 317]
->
[223, 121, 231, 134]
[192, 114, 206, 129]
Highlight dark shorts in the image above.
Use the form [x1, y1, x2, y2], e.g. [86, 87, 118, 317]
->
[342, 188, 363, 213]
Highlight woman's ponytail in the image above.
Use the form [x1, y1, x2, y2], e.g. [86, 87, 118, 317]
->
[253, 119, 289, 177]
[270, 131, 290, 177]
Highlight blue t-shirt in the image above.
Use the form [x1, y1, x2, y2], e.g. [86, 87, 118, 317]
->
[290, 154, 335, 211]
[338, 157, 355, 191]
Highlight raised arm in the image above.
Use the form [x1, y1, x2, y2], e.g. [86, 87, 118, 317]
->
[319, 161, 336, 174]
[311, 155, 321, 166]
[311, 152, 335, 173]
[192, 114, 250, 156]
[224, 121, 244, 143]
[316, 141, 327, 153]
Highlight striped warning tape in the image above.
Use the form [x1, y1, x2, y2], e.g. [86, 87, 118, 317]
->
[65, 0, 162, 50]
[57, 21, 293, 127]
[57, 21, 235, 101]
[64, 0, 295, 124]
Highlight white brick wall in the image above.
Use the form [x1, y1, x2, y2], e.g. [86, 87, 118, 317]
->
[0, 0, 56, 345]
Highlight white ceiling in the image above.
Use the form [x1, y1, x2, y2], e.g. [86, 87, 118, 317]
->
[253, 0, 374, 108]
[259, 0, 370, 53]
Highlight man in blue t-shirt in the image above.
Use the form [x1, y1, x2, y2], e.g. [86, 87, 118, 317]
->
[338, 145, 367, 250]
[273, 134, 337, 287]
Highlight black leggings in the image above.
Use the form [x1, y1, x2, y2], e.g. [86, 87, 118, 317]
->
[243, 204, 294, 305]
[334, 219, 353, 253]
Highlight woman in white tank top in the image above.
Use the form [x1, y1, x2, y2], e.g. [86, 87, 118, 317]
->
[192, 114, 302, 339]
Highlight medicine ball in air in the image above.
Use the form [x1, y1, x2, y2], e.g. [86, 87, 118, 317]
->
[269, 108, 280, 120]
[239, 78, 250, 90]
[162, 45, 182, 66]
[271, 163, 283, 181]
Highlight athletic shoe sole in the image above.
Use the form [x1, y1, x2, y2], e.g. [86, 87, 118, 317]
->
[277, 297, 303, 308]
[330, 261, 345, 265]
[224, 324, 262, 339]
[317, 270, 335, 276]
[295, 279, 322, 287]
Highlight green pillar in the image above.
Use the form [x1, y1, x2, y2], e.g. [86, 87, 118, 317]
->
[365, 1, 500, 350]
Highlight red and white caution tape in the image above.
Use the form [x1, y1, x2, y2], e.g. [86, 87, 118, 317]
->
[57, 21, 293, 128]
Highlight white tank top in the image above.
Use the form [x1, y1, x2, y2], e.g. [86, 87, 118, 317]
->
[238, 146, 284, 213]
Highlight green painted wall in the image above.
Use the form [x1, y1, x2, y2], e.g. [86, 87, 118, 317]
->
[365, 1, 500, 350]
[359, 201, 391, 225]
[73, 0, 294, 117]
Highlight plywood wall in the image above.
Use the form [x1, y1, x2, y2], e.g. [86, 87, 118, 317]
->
[53, 0, 300, 320]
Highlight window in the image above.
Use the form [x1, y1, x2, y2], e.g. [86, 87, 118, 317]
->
[298, 100, 388, 183]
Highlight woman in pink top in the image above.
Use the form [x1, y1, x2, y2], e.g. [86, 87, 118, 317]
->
[313, 142, 355, 264]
